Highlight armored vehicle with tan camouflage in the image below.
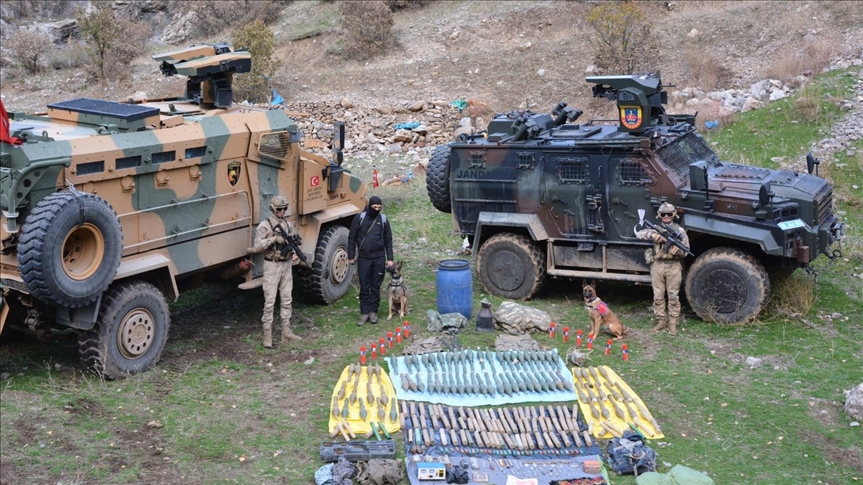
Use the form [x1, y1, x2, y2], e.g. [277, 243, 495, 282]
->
[427, 73, 845, 324]
[0, 44, 365, 378]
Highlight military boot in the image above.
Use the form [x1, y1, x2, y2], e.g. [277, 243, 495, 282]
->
[369, 313, 379, 324]
[358, 314, 369, 326]
[263, 323, 273, 348]
[282, 323, 302, 341]
[668, 319, 678, 336]
[651, 319, 667, 333]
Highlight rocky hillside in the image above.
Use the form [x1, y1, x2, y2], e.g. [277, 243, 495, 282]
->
[1, 1, 862, 175]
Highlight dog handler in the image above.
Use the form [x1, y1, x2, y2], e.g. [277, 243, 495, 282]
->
[637, 203, 690, 335]
[348, 196, 394, 326]
[249, 195, 302, 347]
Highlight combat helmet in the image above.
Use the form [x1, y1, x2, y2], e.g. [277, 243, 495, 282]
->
[657, 202, 679, 219]
[269, 195, 289, 214]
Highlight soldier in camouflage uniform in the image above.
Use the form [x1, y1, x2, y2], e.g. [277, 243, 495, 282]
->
[251, 195, 302, 347]
[637, 203, 689, 336]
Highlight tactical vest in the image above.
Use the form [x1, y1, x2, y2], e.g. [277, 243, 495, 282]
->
[264, 219, 294, 262]
[653, 222, 686, 261]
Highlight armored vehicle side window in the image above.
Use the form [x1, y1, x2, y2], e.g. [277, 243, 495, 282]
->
[617, 158, 654, 185]
[152, 151, 175, 164]
[185, 146, 207, 159]
[259, 132, 292, 160]
[557, 157, 589, 184]
[657, 133, 719, 177]
[116, 155, 142, 170]
[468, 152, 486, 168]
[76, 160, 104, 175]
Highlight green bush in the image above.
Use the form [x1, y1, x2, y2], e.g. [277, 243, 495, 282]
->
[232, 19, 279, 104]
[337, 0, 395, 60]
[77, 4, 152, 80]
[583, 1, 660, 74]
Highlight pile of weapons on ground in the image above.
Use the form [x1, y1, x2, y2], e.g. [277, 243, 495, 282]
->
[321, 346, 662, 484]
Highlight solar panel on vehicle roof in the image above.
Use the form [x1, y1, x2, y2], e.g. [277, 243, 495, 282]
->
[47, 98, 160, 122]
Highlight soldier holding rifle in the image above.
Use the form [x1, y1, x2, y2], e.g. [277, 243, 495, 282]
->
[637, 203, 690, 336]
[250, 195, 302, 347]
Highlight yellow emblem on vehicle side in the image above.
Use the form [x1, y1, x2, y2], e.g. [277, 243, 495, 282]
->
[227, 160, 241, 186]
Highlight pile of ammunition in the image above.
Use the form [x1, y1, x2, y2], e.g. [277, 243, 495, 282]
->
[401, 400, 597, 456]
[329, 363, 399, 439]
[571, 366, 662, 439]
[392, 349, 575, 399]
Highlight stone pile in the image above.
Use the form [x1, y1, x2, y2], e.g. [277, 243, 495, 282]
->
[285, 98, 468, 158]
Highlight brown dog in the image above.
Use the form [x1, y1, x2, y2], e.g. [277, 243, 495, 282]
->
[387, 261, 409, 321]
[583, 280, 630, 341]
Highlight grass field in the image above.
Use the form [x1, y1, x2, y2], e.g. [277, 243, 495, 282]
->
[1, 68, 861, 485]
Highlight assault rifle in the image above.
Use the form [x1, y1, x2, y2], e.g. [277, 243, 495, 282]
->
[639, 218, 693, 258]
[274, 224, 309, 264]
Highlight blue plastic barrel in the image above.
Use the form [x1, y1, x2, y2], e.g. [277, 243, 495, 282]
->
[436, 259, 473, 319]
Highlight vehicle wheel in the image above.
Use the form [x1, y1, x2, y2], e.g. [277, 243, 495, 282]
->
[685, 247, 770, 324]
[298, 225, 354, 304]
[477, 233, 546, 299]
[426, 145, 452, 213]
[18, 191, 122, 308]
[78, 281, 170, 379]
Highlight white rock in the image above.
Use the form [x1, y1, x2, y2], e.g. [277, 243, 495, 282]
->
[537, 69, 547, 77]
[769, 90, 787, 101]
[745, 356, 763, 368]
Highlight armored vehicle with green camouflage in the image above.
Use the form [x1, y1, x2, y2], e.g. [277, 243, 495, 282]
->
[427, 73, 845, 324]
[1, 44, 365, 377]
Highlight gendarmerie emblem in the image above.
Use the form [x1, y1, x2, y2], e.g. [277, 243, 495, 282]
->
[227, 160, 241, 186]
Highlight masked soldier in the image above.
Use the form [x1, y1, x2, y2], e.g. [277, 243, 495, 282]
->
[348, 196, 394, 326]
[637, 202, 690, 335]
[250, 195, 301, 347]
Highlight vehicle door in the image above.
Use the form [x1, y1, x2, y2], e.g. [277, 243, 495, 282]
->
[543, 154, 592, 237]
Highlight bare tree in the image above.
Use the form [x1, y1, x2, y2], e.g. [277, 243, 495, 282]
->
[7, 29, 54, 74]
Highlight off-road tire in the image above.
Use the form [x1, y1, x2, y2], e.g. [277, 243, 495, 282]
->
[18, 191, 122, 308]
[426, 145, 452, 213]
[477, 233, 546, 299]
[298, 225, 353, 304]
[685, 247, 770, 324]
[78, 281, 170, 379]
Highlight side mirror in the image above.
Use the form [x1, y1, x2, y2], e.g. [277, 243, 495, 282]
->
[331, 121, 345, 166]
[806, 152, 820, 175]
[758, 182, 773, 207]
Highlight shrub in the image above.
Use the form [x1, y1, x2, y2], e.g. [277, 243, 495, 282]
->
[46, 39, 90, 71]
[6, 28, 54, 74]
[77, 3, 119, 79]
[681, 48, 734, 90]
[583, 1, 660, 74]
[337, 1, 395, 60]
[232, 19, 279, 104]
[385, 0, 434, 11]
[193, 1, 288, 37]
[764, 35, 842, 82]
[105, 19, 153, 80]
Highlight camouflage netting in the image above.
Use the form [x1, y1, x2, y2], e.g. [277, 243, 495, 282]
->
[355, 459, 404, 485]
[844, 382, 863, 421]
[494, 334, 541, 351]
[426, 310, 469, 333]
[401, 336, 446, 355]
[493, 301, 552, 335]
